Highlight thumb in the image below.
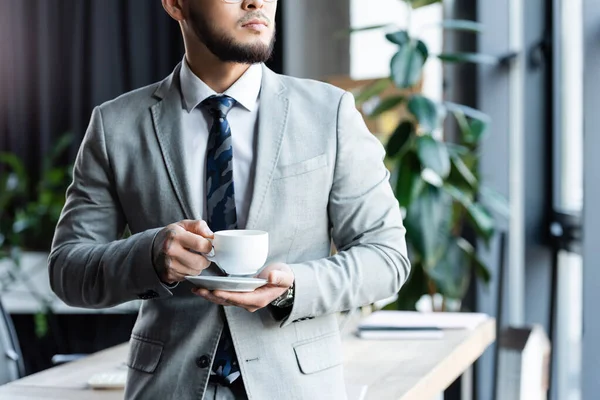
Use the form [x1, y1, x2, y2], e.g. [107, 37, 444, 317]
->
[268, 270, 294, 288]
[178, 220, 214, 238]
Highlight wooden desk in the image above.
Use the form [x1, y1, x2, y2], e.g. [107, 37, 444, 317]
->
[0, 318, 495, 400]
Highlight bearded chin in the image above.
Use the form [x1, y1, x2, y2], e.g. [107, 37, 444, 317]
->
[190, 8, 275, 64]
[205, 34, 275, 64]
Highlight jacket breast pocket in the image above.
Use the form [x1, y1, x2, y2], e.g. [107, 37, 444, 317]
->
[127, 335, 164, 374]
[293, 332, 343, 374]
[273, 153, 328, 180]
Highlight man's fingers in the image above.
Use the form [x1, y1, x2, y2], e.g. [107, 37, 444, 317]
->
[212, 289, 276, 311]
[177, 230, 213, 254]
[194, 289, 234, 307]
[267, 270, 294, 288]
[172, 249, 210, 275]
[177, 220, 213, 238]
[165, 269, 187, 283]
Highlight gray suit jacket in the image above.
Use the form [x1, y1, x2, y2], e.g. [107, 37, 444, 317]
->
[49, 63, 411, 400]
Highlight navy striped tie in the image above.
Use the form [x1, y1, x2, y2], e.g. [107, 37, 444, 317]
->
[201, 95, 240, 383]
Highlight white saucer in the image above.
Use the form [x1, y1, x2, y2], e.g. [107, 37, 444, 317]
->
[185, 275, 268, 292]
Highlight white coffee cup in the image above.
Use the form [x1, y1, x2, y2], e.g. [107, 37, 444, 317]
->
[204, 230, 269, 276]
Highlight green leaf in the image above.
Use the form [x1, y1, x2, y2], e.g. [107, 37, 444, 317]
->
[421, 168, 443, 187]
[385, 30, 410, 45]
[452, 109, 471, 139]
[469, 119, 488, 142]
[443, 184, 495, 241]
[455, 238, 491, 284]
[44, 133, 74, 171]
[13, 216, 31, 234]
[408, 0, 442, 9]
[354, 78, 392, 104]
[437, 53, 498, 64]
[34, 312, 49, 338]
[417, 135, 450, 179]
[452, 109, 489, 145]
[443, 183, 473, 205]
[480, 186, 510, 218]
[0, 153, 28, 194]
[448, 154, 478, 190]
[445, 102, 490, 123]
[465, 203, 495, 241]
[46, 168, 65, 185]
[446, 143, 470, 157]
[429, 237, 491, 299]
[386, 122, 415, 158]
[437, 20, 484, 33]
[428, 239, 471, 300]
[395, 151, 422, 208]
[390, 42, 427, 89]
[369, 95, 406, 117]
[395, 260, 429, 310]
[416, 40, 429, 60]
[408, 95, 438, 131]
[404, 185, 453, 269]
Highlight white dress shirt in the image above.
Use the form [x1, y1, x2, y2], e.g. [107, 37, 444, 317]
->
[179, 58, 262, 229]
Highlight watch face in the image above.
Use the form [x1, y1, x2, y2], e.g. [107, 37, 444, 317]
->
[273, 288, 293, 308]
[278, 297, 294, 308]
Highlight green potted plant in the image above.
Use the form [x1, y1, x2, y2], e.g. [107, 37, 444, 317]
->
[0, 133, 74, 336]
[353, 0, 508, 311]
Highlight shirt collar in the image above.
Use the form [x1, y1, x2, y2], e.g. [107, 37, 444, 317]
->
[180, 57, 262, 113]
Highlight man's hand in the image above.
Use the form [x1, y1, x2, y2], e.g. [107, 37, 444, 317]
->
[152, 220, 214, 284]
[193, 263, 294, 313]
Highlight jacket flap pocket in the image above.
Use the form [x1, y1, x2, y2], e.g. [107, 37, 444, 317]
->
[293, 333, 343, 374]
[127, 335, 164, 373]
[274, 153, 328, 180]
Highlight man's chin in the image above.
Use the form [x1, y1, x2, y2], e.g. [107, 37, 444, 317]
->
[219, 41, 273, 64]
[235, 35, 272, 48]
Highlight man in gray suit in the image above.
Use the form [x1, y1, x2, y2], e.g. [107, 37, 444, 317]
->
[49, 0, 411, 399]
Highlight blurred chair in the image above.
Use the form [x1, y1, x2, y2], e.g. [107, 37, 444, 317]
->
[0, 300, 25, 384]
[0, 300, 88, 385]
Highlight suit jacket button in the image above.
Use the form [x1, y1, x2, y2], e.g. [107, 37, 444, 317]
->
[137, 290, 159, 300]
[196, 355, 210, 369]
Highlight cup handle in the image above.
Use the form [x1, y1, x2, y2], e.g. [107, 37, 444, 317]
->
[203, 238, 216, 263]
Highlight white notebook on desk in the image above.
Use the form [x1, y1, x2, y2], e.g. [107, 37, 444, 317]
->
[88, 370, 127, 390]
[356, 311, 488, 340]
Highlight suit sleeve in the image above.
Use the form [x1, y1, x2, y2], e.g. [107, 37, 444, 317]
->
[283, 91, 411, 327]
[48, 107, 173, 309]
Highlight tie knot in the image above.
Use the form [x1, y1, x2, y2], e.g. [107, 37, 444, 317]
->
[201, 95, 236, 118]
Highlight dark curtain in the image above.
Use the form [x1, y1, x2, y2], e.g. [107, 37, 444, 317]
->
[0, 0, 186, 172]
[0, 0, 284, 174]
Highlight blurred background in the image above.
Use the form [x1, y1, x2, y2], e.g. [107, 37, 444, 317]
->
[0, 1, 598, 399]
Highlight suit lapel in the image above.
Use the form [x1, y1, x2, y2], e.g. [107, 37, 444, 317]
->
[150, 63, 197, 220]
[245, 66, 290, 230]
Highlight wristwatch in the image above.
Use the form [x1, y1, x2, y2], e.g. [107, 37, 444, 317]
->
[271, 282, 295, 308]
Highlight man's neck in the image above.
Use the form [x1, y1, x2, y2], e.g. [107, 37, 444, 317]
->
[185, 51, 251, 94]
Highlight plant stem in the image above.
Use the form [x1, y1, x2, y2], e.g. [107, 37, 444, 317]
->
[427, 277, 437, 311]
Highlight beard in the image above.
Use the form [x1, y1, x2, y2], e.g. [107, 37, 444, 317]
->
[188, 7, 275, 64]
